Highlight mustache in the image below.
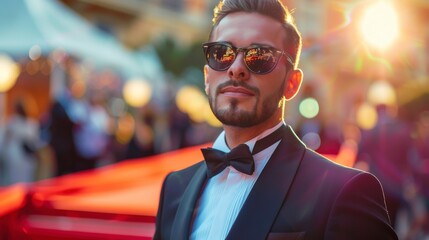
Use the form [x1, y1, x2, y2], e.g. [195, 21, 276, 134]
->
[216, 80, 260, 96]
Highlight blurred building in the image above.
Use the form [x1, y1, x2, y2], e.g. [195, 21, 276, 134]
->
[60, 0, 215, 48]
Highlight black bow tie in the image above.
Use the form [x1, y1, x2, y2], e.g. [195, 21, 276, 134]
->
[202, 125, 286, 178]
[202, 144, 254, 178]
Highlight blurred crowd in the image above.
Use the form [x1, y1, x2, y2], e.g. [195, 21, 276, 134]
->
[0, 56, 220, 186]
[357, 105, 429, 240]
[0, 89, 219, 183]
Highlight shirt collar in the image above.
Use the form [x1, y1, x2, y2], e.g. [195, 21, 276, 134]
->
[212, 122, 285, 153]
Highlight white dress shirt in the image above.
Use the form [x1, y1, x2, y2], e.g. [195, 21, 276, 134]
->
[190, 123, 284, 240]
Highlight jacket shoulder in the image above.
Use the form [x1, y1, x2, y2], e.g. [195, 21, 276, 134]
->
[164, 161, 205, 190]
[302, 149, 366, 180]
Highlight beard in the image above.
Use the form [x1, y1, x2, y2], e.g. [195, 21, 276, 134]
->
[208, 80, 285, 128]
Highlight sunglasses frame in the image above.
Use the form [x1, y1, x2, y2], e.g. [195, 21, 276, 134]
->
[202, 41, 294, 74]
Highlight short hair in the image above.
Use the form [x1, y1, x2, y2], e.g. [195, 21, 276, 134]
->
[208, 0, 302, 69]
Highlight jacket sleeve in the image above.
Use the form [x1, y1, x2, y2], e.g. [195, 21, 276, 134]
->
[324, 172, 398, 240]
[153, 173, 171, 240]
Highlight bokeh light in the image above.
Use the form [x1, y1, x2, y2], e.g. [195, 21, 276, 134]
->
[367, 80, 396, 106]
[302, 132, 321, 150]
[115, 112, 135, 144]
[175, 85, 221, 127]
[70, 79, 86, 99]
[176, 85, 205, 114]
[0, 54, 20, 92]
[359, 1, 399, 51]
[25, 61, 39, 75]
[356, 102, 378, 130]
[203, 102, 222, 128]
[299, 97, 320, 119]
[123, 78, 152, 108]
[29, 45, 42, 60]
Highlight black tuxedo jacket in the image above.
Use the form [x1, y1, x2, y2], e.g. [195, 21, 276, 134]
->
[154, 125, 398, 240]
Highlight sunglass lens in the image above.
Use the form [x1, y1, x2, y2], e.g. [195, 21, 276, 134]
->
[206, 44, 235, 71]
[245, 47, 278, 74]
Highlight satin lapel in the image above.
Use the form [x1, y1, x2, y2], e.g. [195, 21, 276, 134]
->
[170, 164, 207, 240]
[226, 125, 306, 240]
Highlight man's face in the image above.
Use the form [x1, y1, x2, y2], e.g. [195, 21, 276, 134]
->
[205, 12, 290, 128]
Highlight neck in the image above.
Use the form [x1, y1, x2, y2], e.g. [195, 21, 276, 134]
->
[223, 118, 283, 149]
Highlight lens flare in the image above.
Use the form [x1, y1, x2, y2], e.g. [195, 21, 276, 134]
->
[359, 1, 399, 51]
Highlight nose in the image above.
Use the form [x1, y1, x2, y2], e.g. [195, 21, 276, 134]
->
[227, 53, 250, 81]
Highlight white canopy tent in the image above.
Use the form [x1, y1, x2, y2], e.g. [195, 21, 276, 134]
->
[0, 0, 147, 77]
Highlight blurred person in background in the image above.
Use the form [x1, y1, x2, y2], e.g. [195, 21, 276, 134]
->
[154, 0, 397, 239]
[357, 103, 414, 230]
[45, 57, 82, 176]
[404, 111, 429, 240]
[168, 101, 192, 150]
[74, 91, 110, 171]
[125, 106, 156, 160]
[0, 99, 41, 185]
[47, 86, 78, 176]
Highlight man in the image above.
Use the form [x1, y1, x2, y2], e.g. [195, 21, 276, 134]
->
[154, 0, 398, 239]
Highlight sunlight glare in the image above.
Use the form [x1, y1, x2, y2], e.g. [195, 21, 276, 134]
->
[359, 1, 399, 50]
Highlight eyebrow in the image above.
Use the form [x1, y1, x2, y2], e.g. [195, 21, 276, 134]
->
[224, 41, 276, 48]
[249, 42, 274, 47]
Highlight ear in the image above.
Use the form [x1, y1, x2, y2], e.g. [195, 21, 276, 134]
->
[204, 65, 210, 95]
[284, 69, 303, 100]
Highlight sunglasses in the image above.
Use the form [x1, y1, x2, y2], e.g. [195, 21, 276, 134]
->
[202, 41, 294, 74]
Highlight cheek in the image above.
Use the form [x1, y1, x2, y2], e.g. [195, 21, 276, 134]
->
[205, 70, 223, 95]
[204, 65, 212, 95]
[259, 75, 286, 95]
[205, 82, 209, 95]
[205, 79, 216, 96]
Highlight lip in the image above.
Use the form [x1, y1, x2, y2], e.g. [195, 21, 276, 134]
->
[220, 86, 255, 97]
